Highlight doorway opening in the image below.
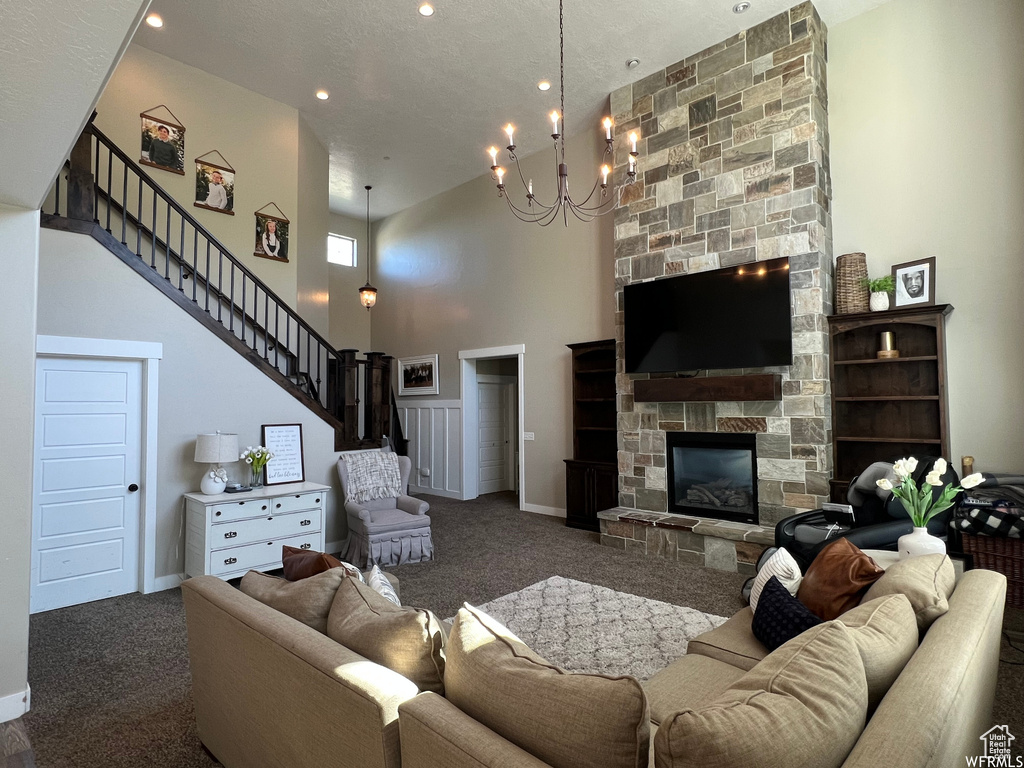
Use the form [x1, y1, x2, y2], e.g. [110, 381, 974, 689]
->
[459, 345, 525, 507]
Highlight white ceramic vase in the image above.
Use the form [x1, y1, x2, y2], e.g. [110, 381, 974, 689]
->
[870, 291, 890, 311]
[898, 526, 946, 560]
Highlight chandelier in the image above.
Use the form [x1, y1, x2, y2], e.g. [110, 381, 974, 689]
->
[358, 185, 377, 310]
[487, 0, 639, 226]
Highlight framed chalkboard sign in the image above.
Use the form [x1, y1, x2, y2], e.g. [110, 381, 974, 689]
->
[261, 423, 305, 485]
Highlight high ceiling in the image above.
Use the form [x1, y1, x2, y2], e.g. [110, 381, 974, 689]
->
[134, 0, 889, 219]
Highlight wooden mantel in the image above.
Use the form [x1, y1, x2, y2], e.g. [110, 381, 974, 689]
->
[632, 374, 782, 403]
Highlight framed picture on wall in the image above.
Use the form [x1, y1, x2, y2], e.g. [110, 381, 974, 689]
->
[194, 152, 235, 215]
[140, 106, 185, 175]
[261, 423, 305, 485]
[254, 204, 290, 262]
[892, 257, 936, 307]
[399, 354, 439, 396]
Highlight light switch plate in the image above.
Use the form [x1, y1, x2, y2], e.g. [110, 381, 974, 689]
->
[523, 432, 535, 441]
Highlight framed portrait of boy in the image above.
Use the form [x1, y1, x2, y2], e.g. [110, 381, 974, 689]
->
[892, 257, 936, 307]
[254, 213, 289, 262]
[140, 111, 185, 175]
[194, 155, 235, 215]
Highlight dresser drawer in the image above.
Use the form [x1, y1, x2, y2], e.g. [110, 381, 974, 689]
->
[210, 531, 321, 576]
[270, 490, 325, 514]
[211, 509, 322, 549]
[209, 498, 274, 523]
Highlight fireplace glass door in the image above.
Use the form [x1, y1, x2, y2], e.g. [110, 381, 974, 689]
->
[667, 433, 757, 524]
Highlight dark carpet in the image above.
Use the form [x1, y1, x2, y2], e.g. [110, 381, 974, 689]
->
[22, 491, 1024, 765]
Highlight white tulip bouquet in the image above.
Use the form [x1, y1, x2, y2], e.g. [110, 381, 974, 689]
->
[876, 457, 984, 528]
[241, 445, 275, 486]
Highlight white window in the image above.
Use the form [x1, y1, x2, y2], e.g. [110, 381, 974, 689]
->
[328, 233, 357, 267]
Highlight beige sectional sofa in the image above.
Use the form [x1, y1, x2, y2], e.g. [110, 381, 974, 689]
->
[182, 565, 1006, 768]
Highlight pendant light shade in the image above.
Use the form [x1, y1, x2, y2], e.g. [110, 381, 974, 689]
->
[359, 185, 377, 310]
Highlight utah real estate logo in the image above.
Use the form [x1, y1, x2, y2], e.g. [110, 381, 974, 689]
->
[969, 726, 1022, 767]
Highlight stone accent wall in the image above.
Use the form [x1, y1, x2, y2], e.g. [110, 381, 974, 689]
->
[610, 2, 834, 528]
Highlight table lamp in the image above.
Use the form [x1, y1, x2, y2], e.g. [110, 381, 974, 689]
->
[195, 432, 239, 495]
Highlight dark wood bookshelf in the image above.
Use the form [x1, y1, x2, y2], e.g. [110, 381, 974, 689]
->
[827, 304, 952, 501]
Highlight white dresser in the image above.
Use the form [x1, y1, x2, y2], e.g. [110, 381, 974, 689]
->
[184, 482, 330, 581]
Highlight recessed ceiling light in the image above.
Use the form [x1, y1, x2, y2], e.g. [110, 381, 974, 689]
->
[626, 58, 640, 69]
[733, 2, 751, 13]
[538, 81, 551, 91]
[145, 13, 163, 28]
[418, 3, 434, 16]
[315, 89, 330, 100]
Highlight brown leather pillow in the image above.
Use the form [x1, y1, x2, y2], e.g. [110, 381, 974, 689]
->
[797, 538, 884, 620]
[281, 545, 348, 581]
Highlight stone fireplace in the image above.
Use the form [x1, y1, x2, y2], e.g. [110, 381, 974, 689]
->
[667, 432, 758, 524]
[600, 2, 834, 573]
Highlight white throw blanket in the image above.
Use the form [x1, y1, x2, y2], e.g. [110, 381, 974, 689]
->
[345, 451, 402, 503]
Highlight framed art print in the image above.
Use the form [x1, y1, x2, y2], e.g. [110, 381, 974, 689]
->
[140, 105, 185, 175]
[892, 257, 936, 307]
[398, 354, 439, 396]
[261, 423, 305, 485]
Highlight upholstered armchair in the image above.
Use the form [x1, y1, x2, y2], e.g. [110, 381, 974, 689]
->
[338, 453, 434, 568]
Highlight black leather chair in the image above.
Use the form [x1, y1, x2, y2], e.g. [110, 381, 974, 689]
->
[775, 457, 960, 571]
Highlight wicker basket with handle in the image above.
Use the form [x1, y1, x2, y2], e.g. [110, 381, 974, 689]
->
[836, 252, 869, 314]
[961, 533, 1024, 608]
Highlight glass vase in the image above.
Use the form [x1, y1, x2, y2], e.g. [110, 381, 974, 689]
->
[250, 467, 264, 489]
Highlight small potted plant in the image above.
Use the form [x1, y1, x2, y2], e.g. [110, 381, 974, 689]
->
[865, 275, 896, 311]
[241, 445, 275, 488]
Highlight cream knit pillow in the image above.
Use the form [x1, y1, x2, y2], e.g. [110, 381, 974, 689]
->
[749, 547, 803, 613]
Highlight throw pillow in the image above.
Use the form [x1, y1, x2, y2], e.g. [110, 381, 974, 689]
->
[280, 545, 363, 582]
[838, 594, 918, 713]
[861, 554, 955, 632]
[239, 568, 346, 634]
[367, 564, 401, 605]
[445, 604, 650, 768]
[327, 577, 446, 694]
[751, 576, 822, 651]
[654, 622, 868, 768]
[797, 538, 885, 620]
[749, 547, 803, 613]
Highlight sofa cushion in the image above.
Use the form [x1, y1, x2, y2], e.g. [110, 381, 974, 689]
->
[752, 576, 823, 651]
[367, 564, 401, 605]
[644, 654, 746, 727]
[749, 547, 802, 613]
[687, 608, 766, 671]
[654, 622, 868, 768]
[861, 554, 955, 632]
[797, 538, 885, 620]
[280, 545, 363, 582]
[239, 568, 346, 634]
[446, 604, 650, 768]
[838, 594, 918, 713]
[327, 577, 446, 694]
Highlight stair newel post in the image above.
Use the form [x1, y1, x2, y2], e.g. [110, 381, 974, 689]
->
[332, 349, 359, 449]
[363, 352, 388, 446]
[67, 128, 96, 223]
[380, 356, 395, 443]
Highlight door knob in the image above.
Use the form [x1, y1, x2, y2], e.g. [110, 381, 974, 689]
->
[128, 483, 139, 493]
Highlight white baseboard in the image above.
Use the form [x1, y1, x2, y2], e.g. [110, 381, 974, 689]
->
[151, 573, 184, 592]
[409, 485, 463, 500]
[0, 684, 30, 723]
[522, 503, 567, 518]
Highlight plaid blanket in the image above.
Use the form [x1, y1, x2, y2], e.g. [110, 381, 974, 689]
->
[344, 451, 402, 503]
[954, 506, 1024, 539]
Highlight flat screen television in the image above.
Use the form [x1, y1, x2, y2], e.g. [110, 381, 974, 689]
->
[624, 257, 792, 374]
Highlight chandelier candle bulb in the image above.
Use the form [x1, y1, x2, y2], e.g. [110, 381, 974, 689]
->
[550, 111, 560, 135]
[601, 165, 609, 186]
[488, 146, 498, 167]
[603, 117, 612, 140]
[629, 131, 638, 153]
[505, 124, 515, 146]
[528, 179, 533, 196]
[495, 167, 505, 185]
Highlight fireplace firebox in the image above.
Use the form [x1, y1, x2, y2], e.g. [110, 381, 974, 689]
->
[666, 432, 758, 524]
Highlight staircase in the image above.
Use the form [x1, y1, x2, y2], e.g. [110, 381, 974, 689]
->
[42, 118, 405, 453]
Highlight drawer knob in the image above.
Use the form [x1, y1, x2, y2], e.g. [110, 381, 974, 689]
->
[276, 503, 282, 508]
[267, 541, 273, 546]
[300, 519, 311, 526]
[215, 511, 221, 517]
[315, 498, 320, 503]
[238, 501, 245, 506]
[224, 531, 237, 539]
[262, 505, 268, 511]
[224, 557, 237, 565]
[300, 543, 311, 550]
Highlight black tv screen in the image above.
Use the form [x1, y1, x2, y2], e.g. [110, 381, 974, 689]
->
[624, 257, 793, 373]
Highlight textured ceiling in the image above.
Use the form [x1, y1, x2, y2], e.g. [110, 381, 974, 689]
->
[1, 0, 150, 209]
[133, 0, 889, 219]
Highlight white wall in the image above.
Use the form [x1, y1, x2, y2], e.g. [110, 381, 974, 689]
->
[297, 117, 331, 339]
[830, 0, 1024, 473]
[0, 206, 39, 721]
[372, 129, 616, 511]
[329, 211, 372, 353]
[37, 229, 348, 578]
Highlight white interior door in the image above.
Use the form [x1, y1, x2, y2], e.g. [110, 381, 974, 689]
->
[478, 382, 510, 495]
[32, 357, 143, 613]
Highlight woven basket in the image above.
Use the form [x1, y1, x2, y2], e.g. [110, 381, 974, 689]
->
[836, 252, 869, 314]
[961, 533, 1024, 608]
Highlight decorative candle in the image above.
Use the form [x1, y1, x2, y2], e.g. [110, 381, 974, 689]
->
[550, 111, 560, 134]
[488, 146, 498, 166]
[505, 124, 515, 145]
[603, 117, 612, 140]
[880, 331, 895, 351]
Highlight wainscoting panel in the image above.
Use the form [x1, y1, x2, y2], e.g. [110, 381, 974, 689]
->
[398, 400, 462, 499]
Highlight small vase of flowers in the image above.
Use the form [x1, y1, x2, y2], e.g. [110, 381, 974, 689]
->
[241, 445, 275, 488]
[865, 275, 896, 312]
[876, 457, 983, 559]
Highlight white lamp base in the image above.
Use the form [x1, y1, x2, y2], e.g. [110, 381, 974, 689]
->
[200, 470, 228, 495]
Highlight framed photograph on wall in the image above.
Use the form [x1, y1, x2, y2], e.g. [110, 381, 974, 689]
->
[140, 106, 185, 175]
[399, 354, 439, 396]
[261, 423, 305, 485]
[194, 151, 235, 215]
[254, 203, 290, 262]
[892, 257, 936, 307]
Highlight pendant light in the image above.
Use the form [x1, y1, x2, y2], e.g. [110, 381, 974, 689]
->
[358, 185, 377, 310]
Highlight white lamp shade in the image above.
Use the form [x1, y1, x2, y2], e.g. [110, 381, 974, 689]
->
[194, 433, 239, 464]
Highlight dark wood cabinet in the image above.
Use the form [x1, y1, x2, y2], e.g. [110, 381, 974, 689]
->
[828, 304, 952, 501]
[565, 340, 617, 531]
